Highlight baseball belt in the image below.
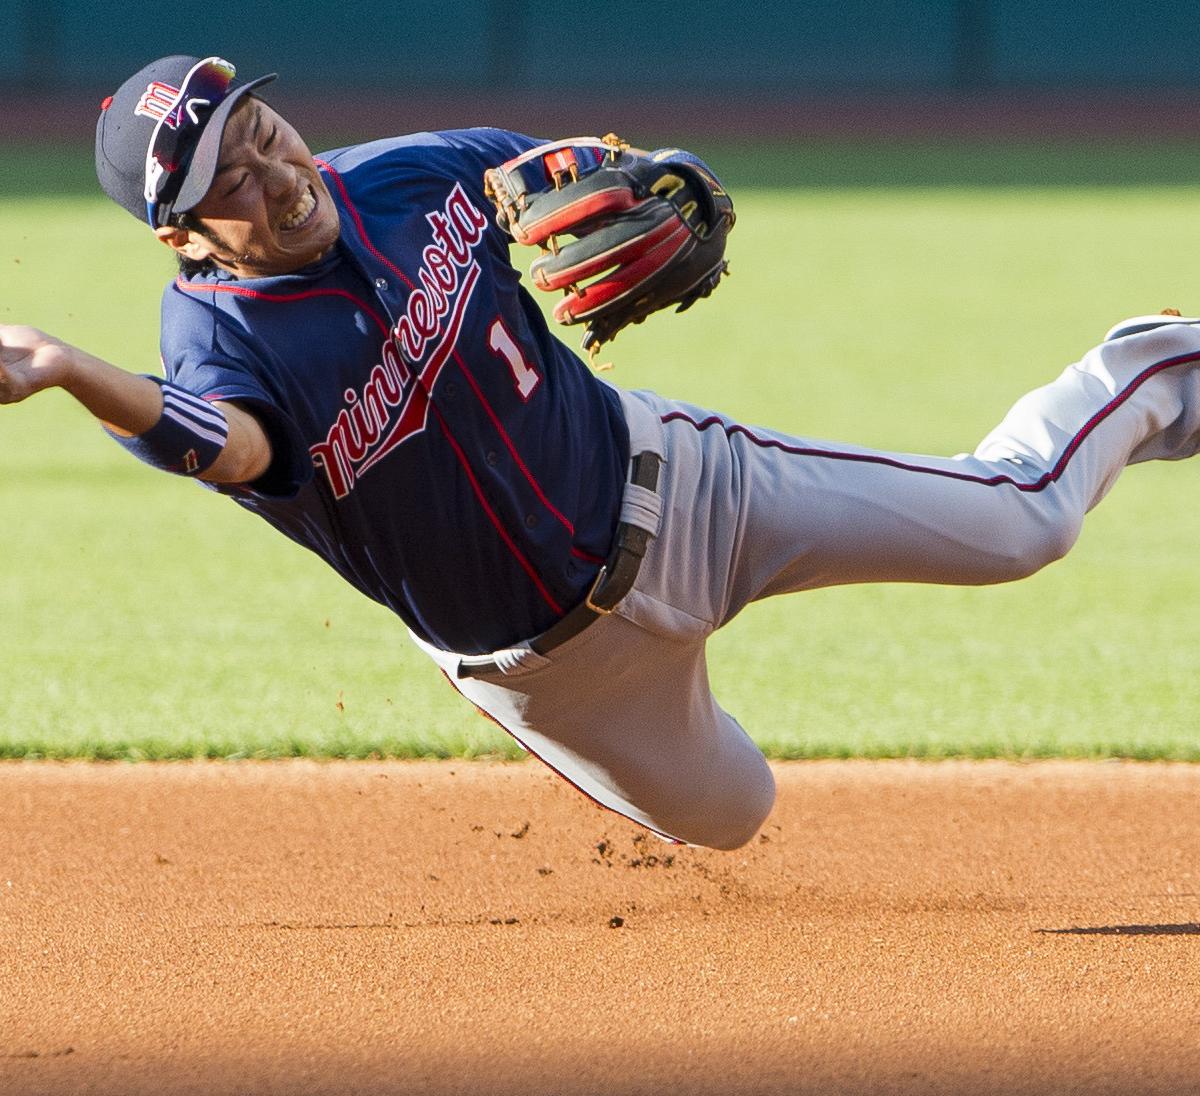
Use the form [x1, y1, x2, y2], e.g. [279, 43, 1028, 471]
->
[456, 451, 661, 679]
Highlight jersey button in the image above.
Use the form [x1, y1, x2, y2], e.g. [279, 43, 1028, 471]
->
[486, 450, 499, 466]
[524, 514, 538, 529]
[375, 277, 388, 291]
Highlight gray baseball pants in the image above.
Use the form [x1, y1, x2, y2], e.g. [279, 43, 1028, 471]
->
[414, 317, 1200, 849]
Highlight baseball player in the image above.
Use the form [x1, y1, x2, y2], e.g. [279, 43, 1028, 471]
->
[4, 55, 1200, 850]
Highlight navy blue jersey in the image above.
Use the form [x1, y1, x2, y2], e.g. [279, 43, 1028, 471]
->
[159, 128, 630, 654]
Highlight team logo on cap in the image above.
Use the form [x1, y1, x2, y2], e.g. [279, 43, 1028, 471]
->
[135, 82, 181, 125]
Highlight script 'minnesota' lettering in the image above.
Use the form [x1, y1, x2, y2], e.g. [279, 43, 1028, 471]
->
[310, 184, 487, 498]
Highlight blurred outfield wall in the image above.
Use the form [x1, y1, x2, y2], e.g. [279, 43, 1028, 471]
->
[4, 0, 1200, 94]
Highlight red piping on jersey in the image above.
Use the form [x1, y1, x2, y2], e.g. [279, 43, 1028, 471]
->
[661, 347, 1200, 489]
[442, 674, 681, 845]
[452, 349, 578, 535]
[355, 263, 482, 479]
[318, 154, 594, 559]
[570, 545, 606, 565]
[173, 278, 391, 335]
[268, 205, 559, 611]
[429, 401, 564, 616]
[314, 157, 417, 292]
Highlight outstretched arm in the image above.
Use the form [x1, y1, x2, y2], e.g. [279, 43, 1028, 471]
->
[0, 325, 271, 484]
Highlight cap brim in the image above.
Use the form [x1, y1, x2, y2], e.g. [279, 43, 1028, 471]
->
[171, 73, 278, 215]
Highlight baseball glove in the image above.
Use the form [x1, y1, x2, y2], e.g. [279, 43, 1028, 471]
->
[484, 135, 735, 356]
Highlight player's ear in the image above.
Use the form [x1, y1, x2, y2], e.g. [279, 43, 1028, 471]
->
[153, 224, 217, 262]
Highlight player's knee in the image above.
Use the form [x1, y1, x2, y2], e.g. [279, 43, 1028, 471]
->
[989, 506, 1083, 582]
[703, 795, 776, 850]
[1011, 513, 1082, 579]
[664, 755, 776, 851]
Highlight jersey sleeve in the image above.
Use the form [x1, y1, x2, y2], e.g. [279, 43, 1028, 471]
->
[434, 128, 548, 243]
[435, 127, 545, 178]
[160, 286, 312, 498]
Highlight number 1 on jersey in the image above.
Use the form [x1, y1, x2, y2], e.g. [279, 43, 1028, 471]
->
[488, 317, 540, 400]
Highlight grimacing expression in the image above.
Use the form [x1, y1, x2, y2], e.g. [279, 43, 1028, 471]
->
[182, 98, 341, 276]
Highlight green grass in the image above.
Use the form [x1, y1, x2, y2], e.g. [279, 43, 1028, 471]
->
[16, 138, 1200, 194]
[3, 142, 1200, 759]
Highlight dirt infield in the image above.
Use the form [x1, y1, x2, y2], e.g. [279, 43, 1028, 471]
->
[1, 760, 1198, 1095]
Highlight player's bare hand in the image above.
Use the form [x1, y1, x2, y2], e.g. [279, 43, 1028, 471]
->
[0, 325, 76, 404]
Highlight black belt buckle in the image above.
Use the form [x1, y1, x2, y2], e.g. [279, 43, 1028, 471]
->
[583, 564, 616, 615]
[631, 451, 661, 492]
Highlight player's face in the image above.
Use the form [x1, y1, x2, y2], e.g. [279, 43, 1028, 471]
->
[179, 99, 341, 277]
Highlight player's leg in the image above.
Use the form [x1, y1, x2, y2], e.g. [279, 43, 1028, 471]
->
[412, 619, 776, 850]
[410, 384, 773, 851]
[639, 320, 1200, 620]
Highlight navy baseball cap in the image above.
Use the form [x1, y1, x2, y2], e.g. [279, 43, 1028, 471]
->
[95, 54, 276, 228]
